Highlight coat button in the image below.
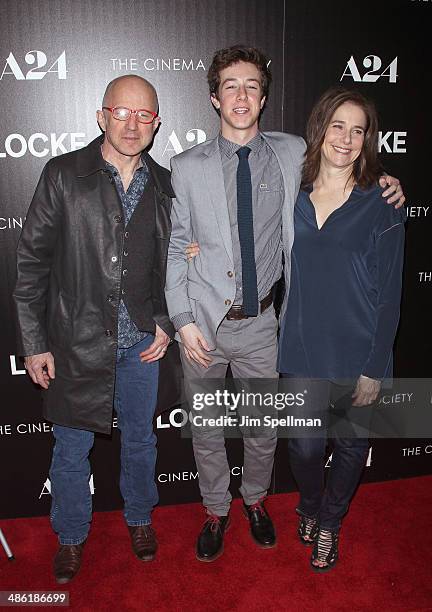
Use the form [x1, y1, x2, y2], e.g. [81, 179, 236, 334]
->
[123, 249, 128, 257]
[122, 269, 128, 276]
[114, 215, 121, 223]
[111, 256, 118, 263]
[105, 329, 113, 337]
[225, 299, 231, 306]
[227, 271, 233, 278]
[124, 231, 129, 239]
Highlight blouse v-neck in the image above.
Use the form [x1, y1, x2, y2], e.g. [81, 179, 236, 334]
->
[306, 184, 359, 231]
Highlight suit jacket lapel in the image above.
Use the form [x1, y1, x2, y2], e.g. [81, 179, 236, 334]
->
[202, 138, 234, 265]
[261, 133, 297, 252]
[261, 132, 296, 205]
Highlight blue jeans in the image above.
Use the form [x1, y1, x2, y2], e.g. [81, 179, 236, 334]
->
[50, 336, 159, 545]
[282, 377, 371, 532]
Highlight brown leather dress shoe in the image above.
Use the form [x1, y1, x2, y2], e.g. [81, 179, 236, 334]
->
[53, 542, 85, 584]
[128, 525, 157, 561]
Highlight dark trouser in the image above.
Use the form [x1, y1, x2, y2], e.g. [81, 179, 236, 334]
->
[49, 336, 159, 545]
[283, 377, 371, 532]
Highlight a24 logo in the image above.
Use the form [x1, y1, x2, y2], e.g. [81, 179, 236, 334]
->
[340, 55, 398, 83]
[0, 51, 67, 80]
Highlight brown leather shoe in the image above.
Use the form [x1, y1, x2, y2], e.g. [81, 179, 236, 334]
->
[53, 542, 85, 584]
[128, 525, 157, 561]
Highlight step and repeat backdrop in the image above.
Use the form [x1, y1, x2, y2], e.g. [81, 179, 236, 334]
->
[0, 0, 431, 519]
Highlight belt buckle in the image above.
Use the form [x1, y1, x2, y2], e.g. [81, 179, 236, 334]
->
[226, 305, 246, 321]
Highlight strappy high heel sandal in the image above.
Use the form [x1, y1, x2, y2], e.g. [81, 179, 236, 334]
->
[298, 515, 319, 546]
[310, 528, 339, 572]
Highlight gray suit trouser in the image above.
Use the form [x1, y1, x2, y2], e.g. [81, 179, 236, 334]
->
[180, 305, 278, 516]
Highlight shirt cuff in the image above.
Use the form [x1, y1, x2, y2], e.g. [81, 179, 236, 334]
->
[171, 312, 195, 331]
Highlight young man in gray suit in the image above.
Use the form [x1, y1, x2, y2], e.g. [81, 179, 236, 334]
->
[165, 45, 404, 562]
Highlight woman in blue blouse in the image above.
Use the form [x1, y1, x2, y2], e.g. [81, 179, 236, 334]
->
[277, 88, 405, 572]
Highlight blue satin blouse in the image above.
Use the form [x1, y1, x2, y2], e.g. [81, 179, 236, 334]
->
[277, 184, 406, 380]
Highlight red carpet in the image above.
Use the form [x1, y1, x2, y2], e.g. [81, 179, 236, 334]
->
[1, 476, 432, 611]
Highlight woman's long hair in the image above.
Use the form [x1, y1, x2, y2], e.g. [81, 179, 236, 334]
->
[302, 87, 382, 189]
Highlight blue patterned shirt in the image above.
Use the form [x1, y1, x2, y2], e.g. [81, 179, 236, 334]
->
[105, 158, 149, 349]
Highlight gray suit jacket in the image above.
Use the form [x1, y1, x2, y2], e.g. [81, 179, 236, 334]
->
[165, 131, 306, 350]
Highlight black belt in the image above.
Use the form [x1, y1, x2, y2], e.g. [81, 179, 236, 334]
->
[225, 292, 273, 321]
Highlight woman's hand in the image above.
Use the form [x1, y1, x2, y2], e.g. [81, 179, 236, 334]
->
[186, 241, 200, 262]
[352, 375, 381, 406]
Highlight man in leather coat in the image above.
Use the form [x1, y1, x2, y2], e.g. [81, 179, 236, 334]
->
[13, 75, 178, 583]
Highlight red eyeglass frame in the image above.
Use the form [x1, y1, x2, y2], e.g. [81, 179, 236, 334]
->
[102, 106, 159, 124]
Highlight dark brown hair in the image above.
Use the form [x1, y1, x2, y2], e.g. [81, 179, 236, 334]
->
[302, 87, 382, 189]
[207, 45, 272, 100]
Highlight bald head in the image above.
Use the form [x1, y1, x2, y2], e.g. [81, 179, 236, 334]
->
[102, 75, 159, 113]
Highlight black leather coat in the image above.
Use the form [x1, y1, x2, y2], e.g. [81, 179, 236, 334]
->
[14, 135, 181, 434]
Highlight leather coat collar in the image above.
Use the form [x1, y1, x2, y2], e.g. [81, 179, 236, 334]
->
[76, 134, 175, 198]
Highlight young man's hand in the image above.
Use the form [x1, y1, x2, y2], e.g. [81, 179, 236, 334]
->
[379, 175, 405, 208]
[179, 323, 212, 368]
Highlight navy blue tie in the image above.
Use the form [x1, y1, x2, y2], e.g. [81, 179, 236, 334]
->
[236, 146, 258, 316]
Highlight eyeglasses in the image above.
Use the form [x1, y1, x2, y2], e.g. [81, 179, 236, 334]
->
[102, 106, 159, 124]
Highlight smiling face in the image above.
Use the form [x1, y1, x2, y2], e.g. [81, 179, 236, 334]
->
[321, 101, 367, 171]
[211, 61, 266, 143]
[96, 76, 160, 165]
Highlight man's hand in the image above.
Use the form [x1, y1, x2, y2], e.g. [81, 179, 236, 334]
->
[179, 322, 212, 368]
[25, 352, 55, 389]
[140, 325, 170, 363]
[379, 175, 405, 208]
[352, 375, 381, 406]
[186, 241, 200, 262]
